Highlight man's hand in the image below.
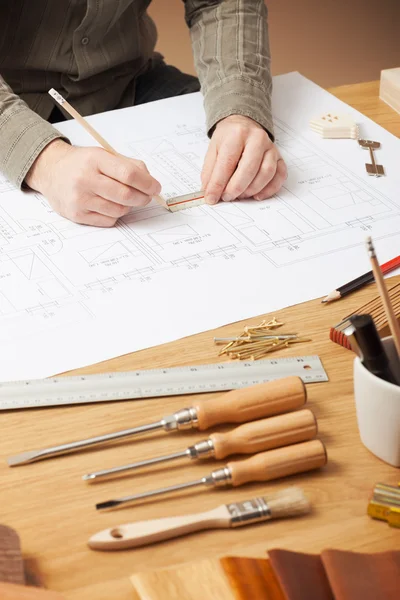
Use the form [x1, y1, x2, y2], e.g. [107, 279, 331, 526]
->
[201, 115, 287, 205]
[25, 140, 161, 227]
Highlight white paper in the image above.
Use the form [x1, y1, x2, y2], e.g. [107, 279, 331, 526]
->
[0, 72, 399, 381]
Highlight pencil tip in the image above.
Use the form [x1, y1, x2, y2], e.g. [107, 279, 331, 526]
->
[365, 236, 375, 257]
[322, 290, 340, 303]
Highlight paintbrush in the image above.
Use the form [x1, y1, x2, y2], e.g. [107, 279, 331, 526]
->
[88, 486, 311, 550]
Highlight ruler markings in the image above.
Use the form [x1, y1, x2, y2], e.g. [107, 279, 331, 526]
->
[0, 356, 327, 410]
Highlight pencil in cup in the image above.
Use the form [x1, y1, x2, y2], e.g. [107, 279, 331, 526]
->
[366, 237, 400, 356]
[48, 88, 168, 209]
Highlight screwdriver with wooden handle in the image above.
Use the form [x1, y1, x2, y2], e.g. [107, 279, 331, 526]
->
[96, 439, 327, 510]
[83, 408, 317, 481]
[8, 376, 306, 467]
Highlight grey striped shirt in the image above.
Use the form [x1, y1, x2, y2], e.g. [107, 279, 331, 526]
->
[0, 1, 273, 187]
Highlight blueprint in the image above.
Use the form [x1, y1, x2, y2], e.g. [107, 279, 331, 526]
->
[0, 72, 399, 381]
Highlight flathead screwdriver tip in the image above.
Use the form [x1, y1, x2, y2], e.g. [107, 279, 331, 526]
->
[7, 451, 40, 467]
[96, 500, 121, 511]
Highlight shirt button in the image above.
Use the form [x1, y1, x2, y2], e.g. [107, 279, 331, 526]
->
[81, 37, 89, 45]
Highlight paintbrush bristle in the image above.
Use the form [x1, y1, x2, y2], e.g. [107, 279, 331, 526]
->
[265, 487, 311, 519]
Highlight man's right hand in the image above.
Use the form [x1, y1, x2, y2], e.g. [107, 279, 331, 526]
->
[25, 140, 161, 227]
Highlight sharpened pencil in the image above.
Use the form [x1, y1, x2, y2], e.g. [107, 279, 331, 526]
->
[322, 254, 400, 303]
[366, 237, 400, 357]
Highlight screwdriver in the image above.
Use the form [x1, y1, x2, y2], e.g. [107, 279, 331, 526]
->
[8, 376, 306, 467]
[83, 408, 317, 481]
[96, 439, 327, 510]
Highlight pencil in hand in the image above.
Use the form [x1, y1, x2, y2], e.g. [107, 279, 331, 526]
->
[48, 88, 168, 210]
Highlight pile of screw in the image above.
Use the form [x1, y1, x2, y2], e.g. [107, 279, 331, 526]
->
[214, 318, 311, 360]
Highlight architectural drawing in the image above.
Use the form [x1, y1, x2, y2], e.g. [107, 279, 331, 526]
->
[0, 75, 399, 380]
[0, 118, 399, 329]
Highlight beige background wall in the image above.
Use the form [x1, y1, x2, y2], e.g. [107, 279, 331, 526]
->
[148, 0, 400, 87]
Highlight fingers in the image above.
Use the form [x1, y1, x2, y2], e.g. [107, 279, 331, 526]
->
[92, 174, 152, 208]
[204, 140, 243, 205]
[238, 149, 279, 199]
[201, 143, 217, 191]
[85, 195, 132, 219]
[71, 210, 117, 228]
[98, 151, 161, 197]
[221, 137, 264, 201]
[253, 159, 288, 200]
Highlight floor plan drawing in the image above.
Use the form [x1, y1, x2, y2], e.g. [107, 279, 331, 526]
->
[0, 74, 399, 380]
[128, 125, 206, 200]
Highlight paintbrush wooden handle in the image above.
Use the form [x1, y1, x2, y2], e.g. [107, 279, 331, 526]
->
[88, 505, 231, 551]
[194, 377, 306, 431]
[228, 439, 327, 486]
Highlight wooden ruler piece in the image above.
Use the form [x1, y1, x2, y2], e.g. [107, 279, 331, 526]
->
[164, 191, 205, 212]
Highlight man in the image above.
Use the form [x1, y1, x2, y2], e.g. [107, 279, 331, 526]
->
[0, 1, 286, 227]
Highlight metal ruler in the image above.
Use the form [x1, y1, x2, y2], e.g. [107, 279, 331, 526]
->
[0, 356, 327, 411]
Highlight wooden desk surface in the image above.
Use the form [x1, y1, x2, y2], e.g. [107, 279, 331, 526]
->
[1, 81, 399, 599]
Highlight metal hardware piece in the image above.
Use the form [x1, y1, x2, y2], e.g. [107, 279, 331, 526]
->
[358, 139, 385, 177]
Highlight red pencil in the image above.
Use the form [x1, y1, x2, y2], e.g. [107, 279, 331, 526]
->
[322, 254, 400, 303]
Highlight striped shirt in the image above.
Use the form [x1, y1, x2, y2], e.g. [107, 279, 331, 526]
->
[0, 1, 273, 188]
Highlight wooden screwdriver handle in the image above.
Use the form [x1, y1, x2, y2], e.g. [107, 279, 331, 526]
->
[210, 409, 317, 460]
[228, 439, 327, 486]
[194, 376, 306, 431]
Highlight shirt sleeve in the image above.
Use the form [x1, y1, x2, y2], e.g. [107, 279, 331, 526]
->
[0, 76, 67, 188]
[184, 0, 274, 139]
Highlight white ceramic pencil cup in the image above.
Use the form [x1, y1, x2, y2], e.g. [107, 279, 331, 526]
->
[353, 337, 400, 467]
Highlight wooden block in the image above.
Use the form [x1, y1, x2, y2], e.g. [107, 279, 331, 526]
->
[380, 68, 400, 115]
[0, 583, 65, 600]
[0, 525, 25, 585]
[330, 282, 400, 350]
[131, 556, 285, 599]
[309, 112, 358, 139]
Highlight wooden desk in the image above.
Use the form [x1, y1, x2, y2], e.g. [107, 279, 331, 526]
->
[1, 81, 399, 600]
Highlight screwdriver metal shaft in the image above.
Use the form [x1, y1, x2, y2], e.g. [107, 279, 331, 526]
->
[84, 409, 317, 482]
[85, 449, 190, 481]
[8, 376, 306, 467]
[96, 439, 327, 511]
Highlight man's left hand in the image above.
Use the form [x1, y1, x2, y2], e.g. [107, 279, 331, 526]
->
[201, 115, 287, 205]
